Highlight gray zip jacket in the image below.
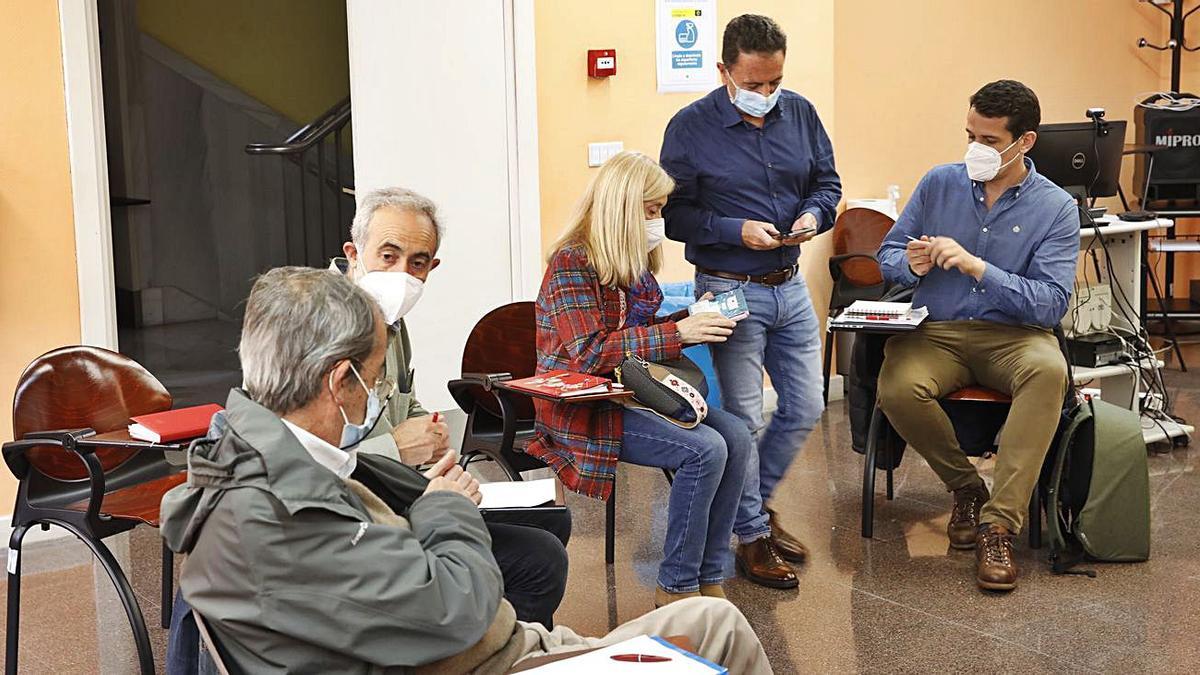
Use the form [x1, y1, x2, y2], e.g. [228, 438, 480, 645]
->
[160, 389, 518, 673]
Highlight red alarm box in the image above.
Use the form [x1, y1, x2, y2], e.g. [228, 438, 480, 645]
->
[588, 49, 616, 78]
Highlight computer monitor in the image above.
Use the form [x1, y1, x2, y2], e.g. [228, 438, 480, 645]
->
[1027, 120, 1127, 200]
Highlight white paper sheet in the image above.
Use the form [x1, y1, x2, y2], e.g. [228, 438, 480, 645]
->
[519, 634, 726, 674]
[477, 478, 557, 509]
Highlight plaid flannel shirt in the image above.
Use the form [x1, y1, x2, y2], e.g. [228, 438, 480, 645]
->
[524, 245, 683, 499]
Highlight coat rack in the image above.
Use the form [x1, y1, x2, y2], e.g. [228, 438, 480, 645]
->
[1137, 0, 1200, 93]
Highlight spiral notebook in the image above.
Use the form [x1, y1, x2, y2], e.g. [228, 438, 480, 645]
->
[830, 301, 928, 330]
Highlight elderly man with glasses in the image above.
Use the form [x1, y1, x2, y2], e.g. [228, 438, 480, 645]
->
[161, 267, 773, 674]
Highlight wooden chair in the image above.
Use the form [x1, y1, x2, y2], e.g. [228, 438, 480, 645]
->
[447, 302, 671, 565]
[3, 346, 189, 674]
[824, 207, 896, 403]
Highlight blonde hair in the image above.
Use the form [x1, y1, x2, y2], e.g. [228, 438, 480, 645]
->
[550, 151, 675, 288]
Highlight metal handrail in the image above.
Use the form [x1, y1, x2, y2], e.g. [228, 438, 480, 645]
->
[244, 96, 351, 156]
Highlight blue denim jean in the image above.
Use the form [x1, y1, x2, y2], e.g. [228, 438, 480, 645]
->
[694, 272, 825, 544]
[620, 406, 751, 593]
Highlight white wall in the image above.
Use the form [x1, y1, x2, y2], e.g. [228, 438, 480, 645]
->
[347, 0, 538, 412]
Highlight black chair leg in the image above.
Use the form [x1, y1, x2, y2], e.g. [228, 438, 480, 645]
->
[862, 407, 883, 538]
[605, 484, 616, 565]
[56, 521, 155, 674]
[822, 331, 835, 405]
[1028, 488, 1042, 550]
[162, 541, 174, 629]
[6, 522, 31, 675]
[886, 465, 894, 501]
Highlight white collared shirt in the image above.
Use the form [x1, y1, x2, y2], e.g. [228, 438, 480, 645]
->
[281, 419, 357, 480]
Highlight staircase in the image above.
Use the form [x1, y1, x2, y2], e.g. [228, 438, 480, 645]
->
[246, 97, 355, 268]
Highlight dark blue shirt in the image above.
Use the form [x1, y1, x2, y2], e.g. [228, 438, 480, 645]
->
[660, 87, 842, 276]
[877, 160, 1079, 328]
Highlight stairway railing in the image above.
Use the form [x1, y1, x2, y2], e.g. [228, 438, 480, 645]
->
[246, 96, 353, 267]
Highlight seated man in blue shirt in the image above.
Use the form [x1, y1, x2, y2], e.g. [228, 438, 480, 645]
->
[876, 80, 1079, 592]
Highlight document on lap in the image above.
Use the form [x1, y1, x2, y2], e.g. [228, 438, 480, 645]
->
[517, 634, 726, 674]
[477, 478, 558, 510]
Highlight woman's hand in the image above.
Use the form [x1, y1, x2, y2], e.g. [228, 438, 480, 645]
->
[676, 312, 737, 344]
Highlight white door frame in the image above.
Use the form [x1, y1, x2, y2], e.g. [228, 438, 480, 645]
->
[505, 0, 544, 300]
[63, 1, 543, 344]
[61, 0, 119, 349]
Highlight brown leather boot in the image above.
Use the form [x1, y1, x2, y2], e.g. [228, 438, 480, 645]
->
[735, 538, 799, 589]
[766, 507, 808, 563]
[948, 481, 990, 550]
[976, 523, 1018, 592]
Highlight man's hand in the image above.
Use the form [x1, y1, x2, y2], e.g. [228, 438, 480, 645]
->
[741, 220, 783, 251]
[927, 236, 986, 280]
[779, 213, 818, 245]
[422, 461, 482, 505]
[391, 415, 451, 466]
[422, 449, 459, 479]
[907, 236, 933, 277]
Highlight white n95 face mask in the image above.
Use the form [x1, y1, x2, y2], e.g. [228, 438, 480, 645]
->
[355, 258, 425, 325]
[964, 138, 1022, 182]
[728, 80, 781, 118]
[645, 217, 666, 252]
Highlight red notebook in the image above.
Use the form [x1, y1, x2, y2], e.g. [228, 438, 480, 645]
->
[127, 403, 224, 443]
[504, 370, 618, 399]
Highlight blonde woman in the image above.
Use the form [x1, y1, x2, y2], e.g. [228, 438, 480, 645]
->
[525, 152, 752, 607]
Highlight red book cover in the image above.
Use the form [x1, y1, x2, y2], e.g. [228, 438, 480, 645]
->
[504, 370, 614, 399]
[127, 403, 224, 443]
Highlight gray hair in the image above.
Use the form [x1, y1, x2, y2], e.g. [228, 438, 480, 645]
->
[350, 186, 443, 253]
[239, 267, 379, 414]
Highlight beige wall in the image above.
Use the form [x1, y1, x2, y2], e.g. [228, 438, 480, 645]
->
[0, 1, 81, 508]
[535, 0, 1176, 330]
[834, 0, 1164, 215]
[137, 0, 349, 123]
[534, 0, 836, 299]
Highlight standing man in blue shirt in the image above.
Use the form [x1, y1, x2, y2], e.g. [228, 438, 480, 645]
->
[876, 80, 1078, 592]
[661, 14, 841, 590]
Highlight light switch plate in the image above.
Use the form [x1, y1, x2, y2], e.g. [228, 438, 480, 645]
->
[587, 141, 624, 167]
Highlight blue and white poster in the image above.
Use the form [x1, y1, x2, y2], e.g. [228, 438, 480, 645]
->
[656, 0, 718, 94]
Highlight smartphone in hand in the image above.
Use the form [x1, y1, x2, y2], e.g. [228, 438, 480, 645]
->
[774, 224, 817, 244]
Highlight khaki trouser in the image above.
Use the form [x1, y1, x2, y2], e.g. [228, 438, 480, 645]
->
[877, 321, 1068, 534]
[511, 597, 772, 674]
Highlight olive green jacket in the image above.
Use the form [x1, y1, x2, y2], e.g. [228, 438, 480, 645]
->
[159, 389, 511, 673]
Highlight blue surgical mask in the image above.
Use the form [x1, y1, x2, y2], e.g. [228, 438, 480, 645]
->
[728, 78, 781, 118]
[333, 363, 385, 449]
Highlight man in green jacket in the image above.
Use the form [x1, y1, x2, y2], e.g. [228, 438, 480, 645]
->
[161, 267, 771, 673]
[333, 186, 571, 627]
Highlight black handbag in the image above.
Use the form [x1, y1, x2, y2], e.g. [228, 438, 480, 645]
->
[615, 355, 709, 428]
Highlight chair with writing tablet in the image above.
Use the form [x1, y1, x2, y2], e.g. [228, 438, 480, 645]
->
[447, 301, 673, 565]
[824, 207, 896, 404]
[2, 346, 190, 674]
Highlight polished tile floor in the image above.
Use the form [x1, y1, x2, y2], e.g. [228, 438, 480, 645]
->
[3, 343, 1198, 672]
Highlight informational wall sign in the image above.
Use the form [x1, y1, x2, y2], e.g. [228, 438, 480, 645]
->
[655, 0, 718, 94]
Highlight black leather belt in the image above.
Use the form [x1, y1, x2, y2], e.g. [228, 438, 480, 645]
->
[698, 265, 798, 286]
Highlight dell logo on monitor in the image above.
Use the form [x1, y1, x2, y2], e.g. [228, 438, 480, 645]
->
[1071, 153, 1087, 170]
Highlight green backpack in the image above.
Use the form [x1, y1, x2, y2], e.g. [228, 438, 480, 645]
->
[1045, 396, 1151, 575]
